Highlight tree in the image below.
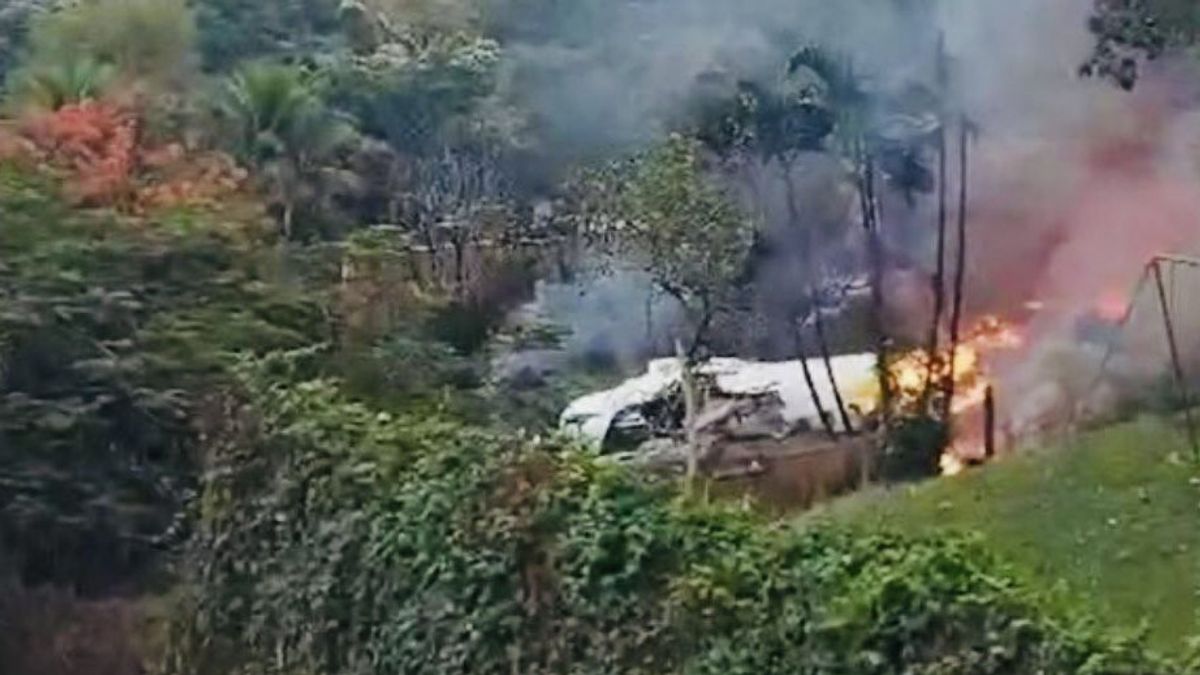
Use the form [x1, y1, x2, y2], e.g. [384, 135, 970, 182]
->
[221, 63, 357, 238]
[0, 0, 56, 87]
[1084, 0, 1200, 89]
[406, 145, 511, 292]
[943, 114, 973, 419]
[193, 0, 343, 72]
[18, 0, 196, 89]
[322, 31, 501, 156]
[617, 135, 754, 357]
[339, 0, 481, 52]
[787, 46, 895, 423]
[6, 56, 115, 111]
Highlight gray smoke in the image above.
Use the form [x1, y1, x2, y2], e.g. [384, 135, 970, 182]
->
[501, 0, 939, 160]
[498, 0, 1200, 422]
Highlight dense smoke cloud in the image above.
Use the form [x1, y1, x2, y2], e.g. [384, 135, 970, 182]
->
[508, 0, 1200, 417]
[498, 0, 938, 160]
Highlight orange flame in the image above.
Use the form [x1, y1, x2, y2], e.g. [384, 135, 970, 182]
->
[1094, 288, 1128, 322]
[887, 315, 1025, 475]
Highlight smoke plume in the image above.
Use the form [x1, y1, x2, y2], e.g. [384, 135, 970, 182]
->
[504, 0, 1200, 424]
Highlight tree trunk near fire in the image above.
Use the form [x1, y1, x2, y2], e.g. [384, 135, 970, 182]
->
[783, 159, 853, 434]
[944, 115, 971, 418]
[922, 78, 949, 410]
[857, 141, 892, 425]
[984, 385, 996, 459]
[812, 295, 855, 434]
[794, 319, 837, 439]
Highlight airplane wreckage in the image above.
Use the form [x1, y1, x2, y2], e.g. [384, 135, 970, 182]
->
[559, 355, 884, 485]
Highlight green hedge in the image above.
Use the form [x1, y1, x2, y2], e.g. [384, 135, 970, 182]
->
[168, 349, 1184, 675]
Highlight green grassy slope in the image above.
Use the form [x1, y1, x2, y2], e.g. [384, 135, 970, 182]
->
[814, 417, 1200, 653]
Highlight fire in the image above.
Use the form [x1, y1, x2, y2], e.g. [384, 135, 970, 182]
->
[886, 315, 1025, 475]
[939, 452, 966, 477]
[1094, 288, 1128, 322]
[888, 316, 1022, 406]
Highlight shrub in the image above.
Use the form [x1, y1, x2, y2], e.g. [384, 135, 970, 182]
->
[14, 100, 247, 209]
[167, 349, 1183, 674]
[19, 0, 195, 88]
[0, 168, 327, 591]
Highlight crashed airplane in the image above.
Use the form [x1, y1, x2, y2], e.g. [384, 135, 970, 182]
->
[560, 355, 880, 475]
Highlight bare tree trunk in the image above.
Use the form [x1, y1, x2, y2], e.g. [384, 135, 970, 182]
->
[687, 295, 713, 359]
[984, 385, 996, 459]
[282, 201, 295, 241]
[676, 340, 702, 488]
[922, 116, 949, 410]
[812, 296, 855, 434]
[944, 115, 970, 418]
[1152, 260, 1200, 460]
[452, 235, 467, 298]
[858, 142, 892, 424]
[795, 319, 836, 439]
[785, 159, 853, 434]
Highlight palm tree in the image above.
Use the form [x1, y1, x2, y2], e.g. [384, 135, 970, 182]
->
[8, 56, 115, 110]
[921, 34, 950, 410]
[786, 45, 888, 427]
[222, 63, 356, 238]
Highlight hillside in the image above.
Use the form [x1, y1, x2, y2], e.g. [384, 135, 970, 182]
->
[815, 418, 1200, 653]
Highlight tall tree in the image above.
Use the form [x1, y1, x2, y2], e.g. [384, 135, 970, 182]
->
[787, 46, 894, 425]
[1084, 0, 1200, 89]
[18, 0, 196, 88]
[921, 34, 950, 410]
[944, 114, 972, 418]
[222, 63, 357, 238]
[615, 135, 755, 357]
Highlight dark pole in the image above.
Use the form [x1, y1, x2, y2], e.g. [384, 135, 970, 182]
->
[984, 385, 996, 460]
[812, 298, 856, 434]
[795, 318, 837, 439]
[944, 114, 970, 420]
[922, 33, 950, 411]
[1152, 259, 1200, 460]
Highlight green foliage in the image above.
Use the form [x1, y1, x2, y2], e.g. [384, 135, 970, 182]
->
[322, 32, 502, 155]
[6, 55, 115, 110]
[826, 417, 1200, 654]
[0, 165, 328, 590]
[221, 62, 358, 238]
[18, 0, 196, 89]
[883, 413, 950, 481]
[169, 350, 1184, 674]
[1085, 0, 1200, 89]
[192, 0, 343, 72]
[612, 135, 755, 352]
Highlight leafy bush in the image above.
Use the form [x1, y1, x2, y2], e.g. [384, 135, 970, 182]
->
[322, 33, 501, 155]
[0, 166, 326, 590]
[192, 0, 343, 73]
[168, 347, 1183, 674]
[883, 413, 950, 482]
[6, 55, 116, 111]
[17, 0, 196, 90]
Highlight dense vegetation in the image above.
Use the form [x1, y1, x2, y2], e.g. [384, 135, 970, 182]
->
[2, 0, 1199, 673]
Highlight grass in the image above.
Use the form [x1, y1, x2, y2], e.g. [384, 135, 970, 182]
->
[812, 416, 1200, 654]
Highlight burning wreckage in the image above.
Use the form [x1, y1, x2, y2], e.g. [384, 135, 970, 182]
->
[559, 316, 1026, 482]
[560, 354, 882, 478]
